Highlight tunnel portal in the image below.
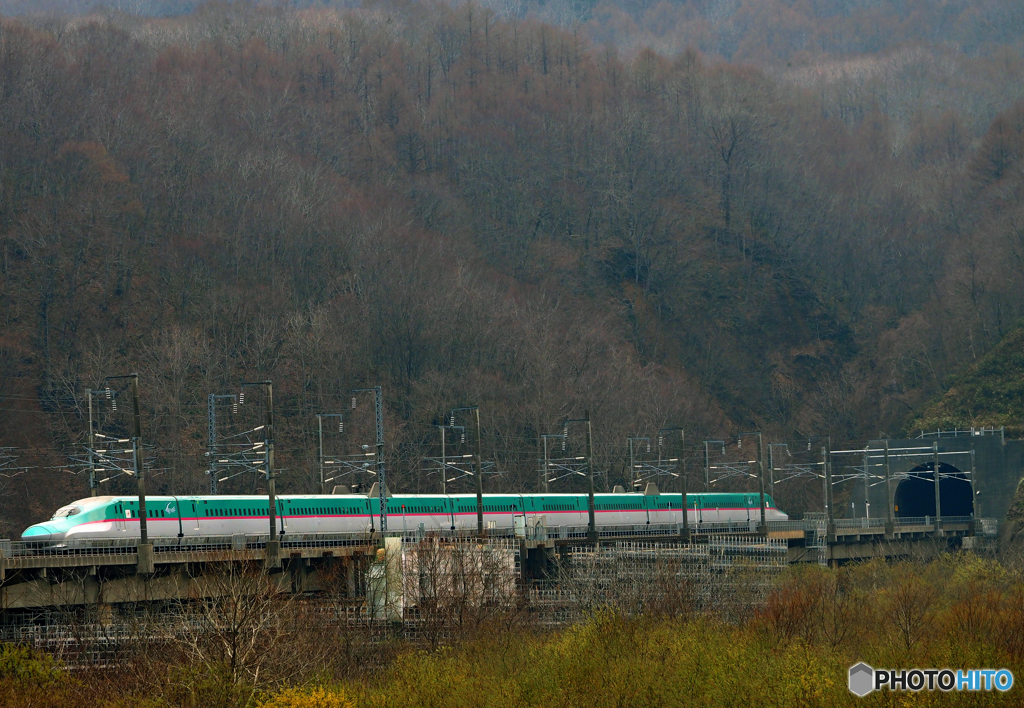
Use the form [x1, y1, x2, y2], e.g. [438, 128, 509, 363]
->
[893, 461, 973, 517]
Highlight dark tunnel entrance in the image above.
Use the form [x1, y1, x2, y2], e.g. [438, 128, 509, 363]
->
[893, 462, 973, 517]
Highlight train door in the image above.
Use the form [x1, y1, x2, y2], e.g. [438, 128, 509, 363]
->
[279, 499, 288, 534]
[514, 496, 526, 537]
[114, 501, 127, 532]
[190, 501, 200, 533]
[650, 496, 669, 525]
[446, 496, 456, 530]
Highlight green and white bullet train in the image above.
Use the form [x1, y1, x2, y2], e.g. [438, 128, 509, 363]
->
[21, 491, 788, 542]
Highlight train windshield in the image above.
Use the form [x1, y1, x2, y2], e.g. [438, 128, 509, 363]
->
[51, 505, 82, 519]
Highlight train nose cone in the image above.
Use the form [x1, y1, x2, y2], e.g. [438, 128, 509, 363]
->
[21, 524, 56, 541]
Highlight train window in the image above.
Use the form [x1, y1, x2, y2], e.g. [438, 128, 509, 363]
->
[53, 505, 82, 519]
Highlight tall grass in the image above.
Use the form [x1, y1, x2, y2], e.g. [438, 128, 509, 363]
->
[2, 553, 1022, 707]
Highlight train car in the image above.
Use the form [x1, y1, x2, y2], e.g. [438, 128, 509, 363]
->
[21, 490, 787, 542]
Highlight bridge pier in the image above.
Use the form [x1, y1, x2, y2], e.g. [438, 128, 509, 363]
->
[136, 544, 154, 575]
[288, 557, 309, 593]
[265, 540, 281, 570]
[95, 602, 114, 626]
[521, 544, 557, 582]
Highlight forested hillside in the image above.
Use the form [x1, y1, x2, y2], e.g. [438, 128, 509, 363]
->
[909, 323, 1024, 437]
[1, 0, 1023, 533]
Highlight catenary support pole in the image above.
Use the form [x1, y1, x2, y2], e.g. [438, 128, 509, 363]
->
[586, 410, 596, 543]
[629, 437, 636, 491]
[704, 441, 710, 492]
[933, 441, 942, 533]
[354, 387, 387, 534]
[680, 429, 689, 542]
[87, 390, 97, 497]
[757, 432, 767, 534]
[884, 440, 894, 533]
[542, 434, 550, 493]
[130, 374, 148, 546]
[207, 394, 218, 495]
[971, 443, 978, 518]
[825, 437, 834, 532]
[475, 407, 484, 536]
[375, 387, 385, 533]
[317, 414, 325, 495]
[863, 449, 870, 518]
[266, 382, 277, 542]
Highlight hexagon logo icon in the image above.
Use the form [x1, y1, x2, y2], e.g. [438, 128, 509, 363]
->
[849, 662, 874, 697]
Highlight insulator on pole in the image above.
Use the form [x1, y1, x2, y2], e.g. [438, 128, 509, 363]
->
[338, 420, 343, 433]
[239, 391, 245, 404]
[351, 396, 357, 409]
